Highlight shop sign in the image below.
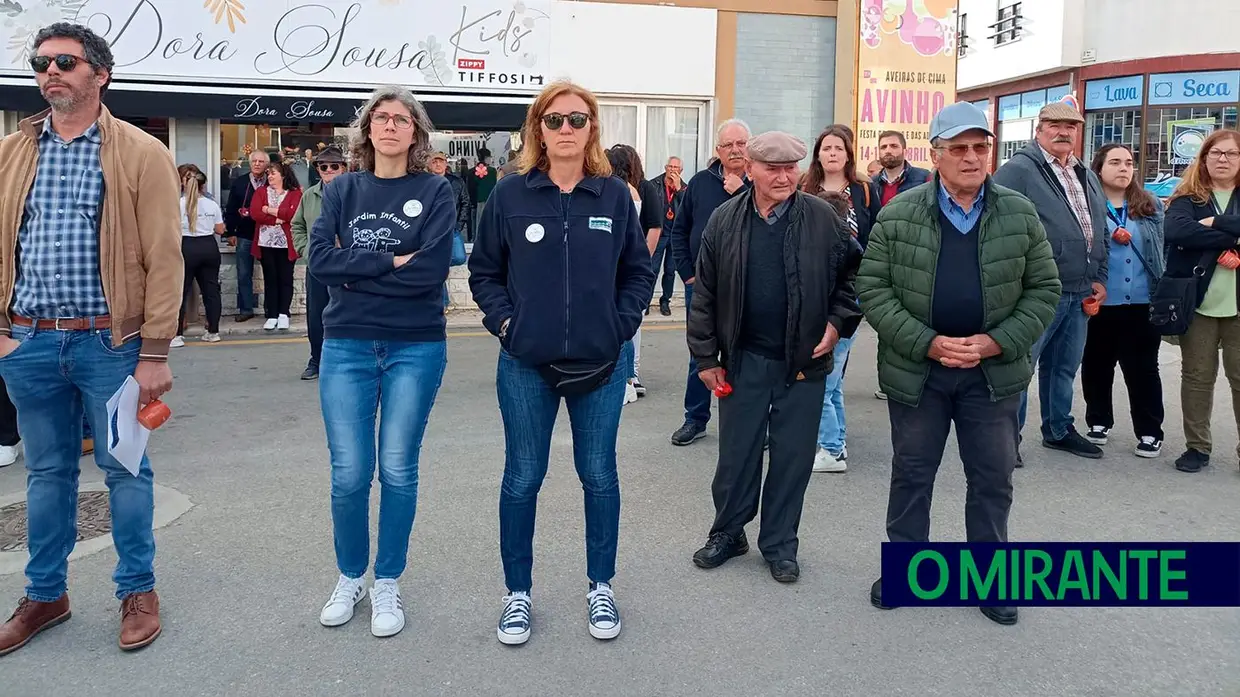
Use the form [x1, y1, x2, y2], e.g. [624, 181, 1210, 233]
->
[1084, 75, 1144, 110]
[1020, 89, 1046, 119]
[997, 94, 1022, 122]
[1148, 70, 1240, 107]
[0, 0, 552, 93]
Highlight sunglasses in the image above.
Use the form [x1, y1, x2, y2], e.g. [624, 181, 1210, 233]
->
[541, 112, 589, 130]
[30, 54, 88, 73]
[317, 163, 343, 172]
[937, 142, 993, 158]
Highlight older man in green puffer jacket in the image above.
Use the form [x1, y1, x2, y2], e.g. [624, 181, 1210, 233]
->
[857, 102, 1060, 627]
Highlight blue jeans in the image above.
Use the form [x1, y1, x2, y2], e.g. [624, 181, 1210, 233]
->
[0, 324, 155, 602]
[235, 237, 255, 314]
[320, 339, 447, 580]
[817, 335, 855, 454]
[683, 283, 712, 426]
[497, 343, 629, 593]
[1020, 290, 1089, 441]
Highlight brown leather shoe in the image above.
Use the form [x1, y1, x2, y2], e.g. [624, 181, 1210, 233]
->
[0, 595, 71, 657]
[118, 591, 161, 651]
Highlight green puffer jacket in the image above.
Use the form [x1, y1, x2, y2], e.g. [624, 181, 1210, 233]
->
[856, 178, 1061, 406]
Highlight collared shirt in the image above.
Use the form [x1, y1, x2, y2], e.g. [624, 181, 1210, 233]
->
[12, 118, 109, 319]
[937, 180, 985, 232]
[755, 196, 793, 226]
[1041, 145, 1095, 252]
[1103, 201, 1151, 306]
[879, 166, 906, 207]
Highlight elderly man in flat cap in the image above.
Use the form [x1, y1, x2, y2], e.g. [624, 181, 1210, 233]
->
[688, 130, 862, 583]
[994, 101, 1109, 461]
[292, 145, 347, 380]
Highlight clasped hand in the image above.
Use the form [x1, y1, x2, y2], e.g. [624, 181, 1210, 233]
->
[928, 334, 1001, 369]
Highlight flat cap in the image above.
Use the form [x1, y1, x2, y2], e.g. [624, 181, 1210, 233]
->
[747, 131, 807, 164]
[312, 145, 346, 163]
[1038, 101, 1084, 123]
[430, 151, 448, 161]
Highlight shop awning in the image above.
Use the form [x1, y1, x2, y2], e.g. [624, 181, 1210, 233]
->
[0, 78, 532, 131]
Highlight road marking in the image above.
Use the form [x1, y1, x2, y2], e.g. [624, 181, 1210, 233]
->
[184, 322, 687, 347]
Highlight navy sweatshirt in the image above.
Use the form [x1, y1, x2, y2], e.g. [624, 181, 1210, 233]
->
[669, 160, 751, 282]
[307, 171, 455, 342]
[468, 169, 656, 367]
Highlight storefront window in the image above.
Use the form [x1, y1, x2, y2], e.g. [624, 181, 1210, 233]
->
[1084, 109, 1142, 166]
[1143, 106, 1239, 197]
[646, 106, 700, 175]
[218, 122, 347, 204]
[122, 117, 170, 147]
[598, 105, 638, 149]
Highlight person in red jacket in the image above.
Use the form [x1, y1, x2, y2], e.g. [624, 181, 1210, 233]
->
[249, 159, 303, 330]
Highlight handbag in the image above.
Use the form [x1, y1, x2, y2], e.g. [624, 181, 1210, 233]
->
[536, 360, 617, 397]
[450, 230, 467, 266]
[1148, 249, 1216, 336]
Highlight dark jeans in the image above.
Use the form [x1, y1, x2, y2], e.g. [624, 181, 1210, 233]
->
[306, 271, 328, 366]
[496, 343, 630, 593]
[258, 248, 295, 318]
[887, 364, 1019, 544]
[1081, 303, 1164, 440]
[179, 235, 223, 334]
[235, 236, 255, 314]
[1020, 290, 1089, 441]
[0, 375, 18, 446]
[650, 232, 675, 303]
[683, 283, 713, 426]
[711, 350, 824, 562]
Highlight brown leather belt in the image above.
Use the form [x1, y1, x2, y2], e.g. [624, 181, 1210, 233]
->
[11, 314, 111, 330]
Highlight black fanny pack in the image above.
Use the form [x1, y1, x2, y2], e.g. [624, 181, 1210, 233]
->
[537, 360, 616, 397]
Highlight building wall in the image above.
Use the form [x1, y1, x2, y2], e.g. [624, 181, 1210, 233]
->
[957, 0, 1081, 91]
[1082, 0, 1240, 65]
[733, 13, 837, 161]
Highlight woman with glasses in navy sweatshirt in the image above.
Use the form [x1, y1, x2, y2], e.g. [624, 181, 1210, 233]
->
[469, 80, 655, 646]
[307, 85, 454, 639]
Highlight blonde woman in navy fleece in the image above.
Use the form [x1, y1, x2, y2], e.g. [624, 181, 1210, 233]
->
[469, 80, 655, 646]
[307, 85, 454, 639]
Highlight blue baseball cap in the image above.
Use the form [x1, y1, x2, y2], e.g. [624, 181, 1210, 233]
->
[929, 102, 995, 141]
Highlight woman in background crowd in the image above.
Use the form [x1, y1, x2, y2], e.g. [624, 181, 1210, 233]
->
[172, 165, 224, 348]
[249, 159, 303, 331]
[1080, 144, 1165, 458]
[1163, 128, 1240, 473]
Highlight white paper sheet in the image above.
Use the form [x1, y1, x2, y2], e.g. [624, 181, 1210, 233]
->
[105, 376, 150, 477]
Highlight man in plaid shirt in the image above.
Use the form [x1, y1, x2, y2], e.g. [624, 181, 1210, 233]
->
[0, 23, 182, 656]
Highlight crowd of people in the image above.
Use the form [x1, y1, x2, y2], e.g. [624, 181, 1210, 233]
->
[0, 20, 1239, 659]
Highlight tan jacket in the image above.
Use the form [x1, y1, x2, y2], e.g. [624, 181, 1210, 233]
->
[0, 106, 183, 361]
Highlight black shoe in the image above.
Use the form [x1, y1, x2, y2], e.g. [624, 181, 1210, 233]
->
[670, 421, 707, 446]
[301, 364, 319, 381]
[980, 605, 1019, 625]
[1042, 428, 1103, 459]
[659, 299, 672, 316]
[236, 312, 255, 322]
[870, 578, 893, 610]
[1085, 425, 1110, 446]
[769, 560, 799, 583]
[692, 531, 748, 569]
[1015, 449, 1024, 468]
[644, 306, 650, 316]
[1175, 448, 1209, 473]
[633, 380, 646, 397]
[1135, 437, 1162, 458]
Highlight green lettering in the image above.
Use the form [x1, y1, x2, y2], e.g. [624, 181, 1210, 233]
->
[1010, 546, 1019, 600]
[1092, 550, 1127, 600]
[909, 551, 949, 599]
[1057, 550, 1091, 600]
[1159, 550, 1188, 601]
[1130, 550, 1158, 600]
[1023, 550, 1054, 600]
[962, 550, 1005, 600]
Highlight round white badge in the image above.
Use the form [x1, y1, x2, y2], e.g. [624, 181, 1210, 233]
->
[403, 199, 423, 217]
[525, 223, 545, 243]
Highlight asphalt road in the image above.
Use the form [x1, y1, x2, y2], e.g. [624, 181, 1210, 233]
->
[1, 324, 1237, 696]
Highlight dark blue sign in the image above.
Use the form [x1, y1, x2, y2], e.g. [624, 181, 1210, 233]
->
[1084, 75, 1145, 110]
[1148, 70, 1240, 106]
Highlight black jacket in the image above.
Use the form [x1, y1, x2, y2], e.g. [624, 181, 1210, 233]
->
[446, 172, 471, 232]
[670, 160, 751, 282]
[687, 189, 863, 382]
[224, 174, 261, 240]
[1164, 189, 1240, 309]
[870, 164, 932, 202]
[650, 172, 689, 236]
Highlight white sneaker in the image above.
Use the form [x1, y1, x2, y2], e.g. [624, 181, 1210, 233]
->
[369, 579, 405, 638]
[169, 336, 185, 348]
[497, 592, 532, 645]
[812, 447, 847, 473]
[263, 318, 278, 331]
[587, 582, 621, 640]
[0, 444, 19, 468]
[201, 332, 221, 343]
[277, 314, 290, 330]
[623, 381, 638, 405]
[319, 574, 366, 627]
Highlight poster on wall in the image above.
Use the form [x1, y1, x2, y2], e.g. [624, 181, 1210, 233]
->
[1145, 118, 1219, 199]
[0, 0, 551, 92]
[855, 0, 960, 171]
[430, 132, 514, 169]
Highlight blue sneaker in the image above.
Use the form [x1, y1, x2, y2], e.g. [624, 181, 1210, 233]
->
[497, 592, 531, 645]
[587, 582, 621, 640]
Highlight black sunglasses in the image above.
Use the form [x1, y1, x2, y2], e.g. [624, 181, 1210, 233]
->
[541, 112, 589, 131]
[30, 54, 89, 73]
[317, 163, 343, 172]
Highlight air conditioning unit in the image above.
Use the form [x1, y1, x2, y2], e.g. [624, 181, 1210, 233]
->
[1081, 49, 1097, 64]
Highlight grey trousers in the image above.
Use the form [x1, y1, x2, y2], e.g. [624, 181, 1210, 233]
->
[710, 350, 825, 561]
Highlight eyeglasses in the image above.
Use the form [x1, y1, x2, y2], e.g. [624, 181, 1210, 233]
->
[718, 140, 747, 151]
[30, 54, 88, 73]
[317, 163, 343, 172]
[1206, 149, 1240, 162]
[937, 142, 993, 158]
[371, 112, 413, 130]
[541, 112, 589, 130]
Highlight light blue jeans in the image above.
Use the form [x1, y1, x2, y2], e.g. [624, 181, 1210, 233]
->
[816, 335, 856, 456]
[1020, 290, 1090, 441]
[320, 338, 447, 580]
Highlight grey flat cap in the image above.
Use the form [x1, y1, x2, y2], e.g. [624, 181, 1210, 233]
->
[1038, 101, 1085, 123]
[748, 131, 808, 164]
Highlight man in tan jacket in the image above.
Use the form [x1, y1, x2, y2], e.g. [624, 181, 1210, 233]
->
[0, 22, 181, 656]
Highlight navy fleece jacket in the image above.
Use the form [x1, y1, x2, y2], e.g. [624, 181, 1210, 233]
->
[307, 171, 456, 342]
[467, 169, 656, 366]
[669, 159, 751, 282]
